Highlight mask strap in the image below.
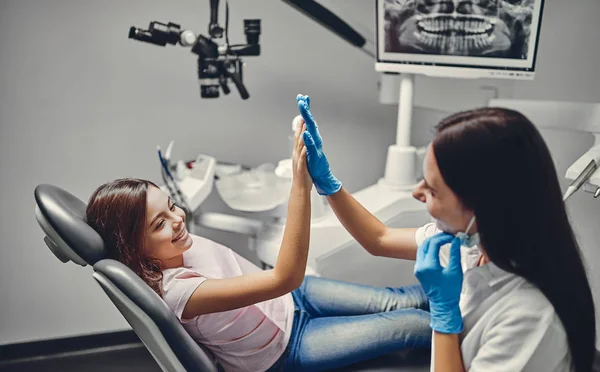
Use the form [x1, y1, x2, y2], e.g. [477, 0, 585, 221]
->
[465, 215, 476, 235]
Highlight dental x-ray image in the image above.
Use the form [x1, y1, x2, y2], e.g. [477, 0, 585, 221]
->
[383, 0, 536, 59]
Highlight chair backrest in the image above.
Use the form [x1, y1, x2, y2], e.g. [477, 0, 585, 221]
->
[34, 184, 219, 372]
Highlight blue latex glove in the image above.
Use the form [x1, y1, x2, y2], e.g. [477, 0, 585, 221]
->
[296, 94, 342, 196]
[414, 232, 464, 334]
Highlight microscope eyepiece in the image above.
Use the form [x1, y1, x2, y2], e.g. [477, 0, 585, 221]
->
[244, 19, 261, 45]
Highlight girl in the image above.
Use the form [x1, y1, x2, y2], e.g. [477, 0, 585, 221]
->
[296, 94, 596, 372]
[85, 115, 432, 372]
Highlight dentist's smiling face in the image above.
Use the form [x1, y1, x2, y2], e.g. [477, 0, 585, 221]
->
[412, 144, 476, 234]
[144, 186, 192, 268]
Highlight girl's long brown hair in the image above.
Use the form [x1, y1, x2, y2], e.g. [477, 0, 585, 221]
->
[85, 178, 165, 296]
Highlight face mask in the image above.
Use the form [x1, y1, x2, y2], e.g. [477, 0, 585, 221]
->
[455, 215, 480, 247]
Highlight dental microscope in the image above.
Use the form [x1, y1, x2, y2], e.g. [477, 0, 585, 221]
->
[128, 0, 261, 99]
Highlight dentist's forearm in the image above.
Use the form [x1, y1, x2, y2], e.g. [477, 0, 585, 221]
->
[434, 332, 465, 372]
[326, 187, 387, 255]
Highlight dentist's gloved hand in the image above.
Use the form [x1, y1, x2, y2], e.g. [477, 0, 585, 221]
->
[296, 94, 342, 196]
[414, 232, 464, 334]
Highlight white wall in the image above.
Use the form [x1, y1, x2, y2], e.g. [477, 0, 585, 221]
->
[1, 0, 599, 346]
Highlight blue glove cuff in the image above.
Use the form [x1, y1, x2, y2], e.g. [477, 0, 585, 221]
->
[314, 173, 342, 196]
[429, 302, 463, 334]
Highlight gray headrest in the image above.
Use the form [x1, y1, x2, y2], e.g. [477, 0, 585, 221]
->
[34, 184, 106, 265]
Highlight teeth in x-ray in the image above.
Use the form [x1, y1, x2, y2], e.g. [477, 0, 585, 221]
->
[476, 35, 483, 49]
[468, 35, 476, 49]
[417, 16, 493, 36]
[416, 30, 495, 53]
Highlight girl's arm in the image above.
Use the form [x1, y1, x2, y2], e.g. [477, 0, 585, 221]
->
[182, 122, 313, 318]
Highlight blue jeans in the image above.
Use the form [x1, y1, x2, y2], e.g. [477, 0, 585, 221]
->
[268, 276, 431, 372]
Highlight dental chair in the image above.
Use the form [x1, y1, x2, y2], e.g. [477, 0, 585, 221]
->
[34, 183, 431, 372]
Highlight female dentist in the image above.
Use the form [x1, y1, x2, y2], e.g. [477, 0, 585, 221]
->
[295, 95, 596, 372]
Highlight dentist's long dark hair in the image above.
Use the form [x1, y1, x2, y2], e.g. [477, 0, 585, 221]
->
[432, 108, 596, 372]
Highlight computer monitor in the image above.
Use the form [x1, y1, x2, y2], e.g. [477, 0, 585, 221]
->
[376, 0, 545, 80]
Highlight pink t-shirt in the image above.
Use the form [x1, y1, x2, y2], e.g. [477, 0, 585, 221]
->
[161, 234, 295, 372]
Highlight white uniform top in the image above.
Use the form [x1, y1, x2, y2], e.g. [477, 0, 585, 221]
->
[415, 223, 572, 372]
